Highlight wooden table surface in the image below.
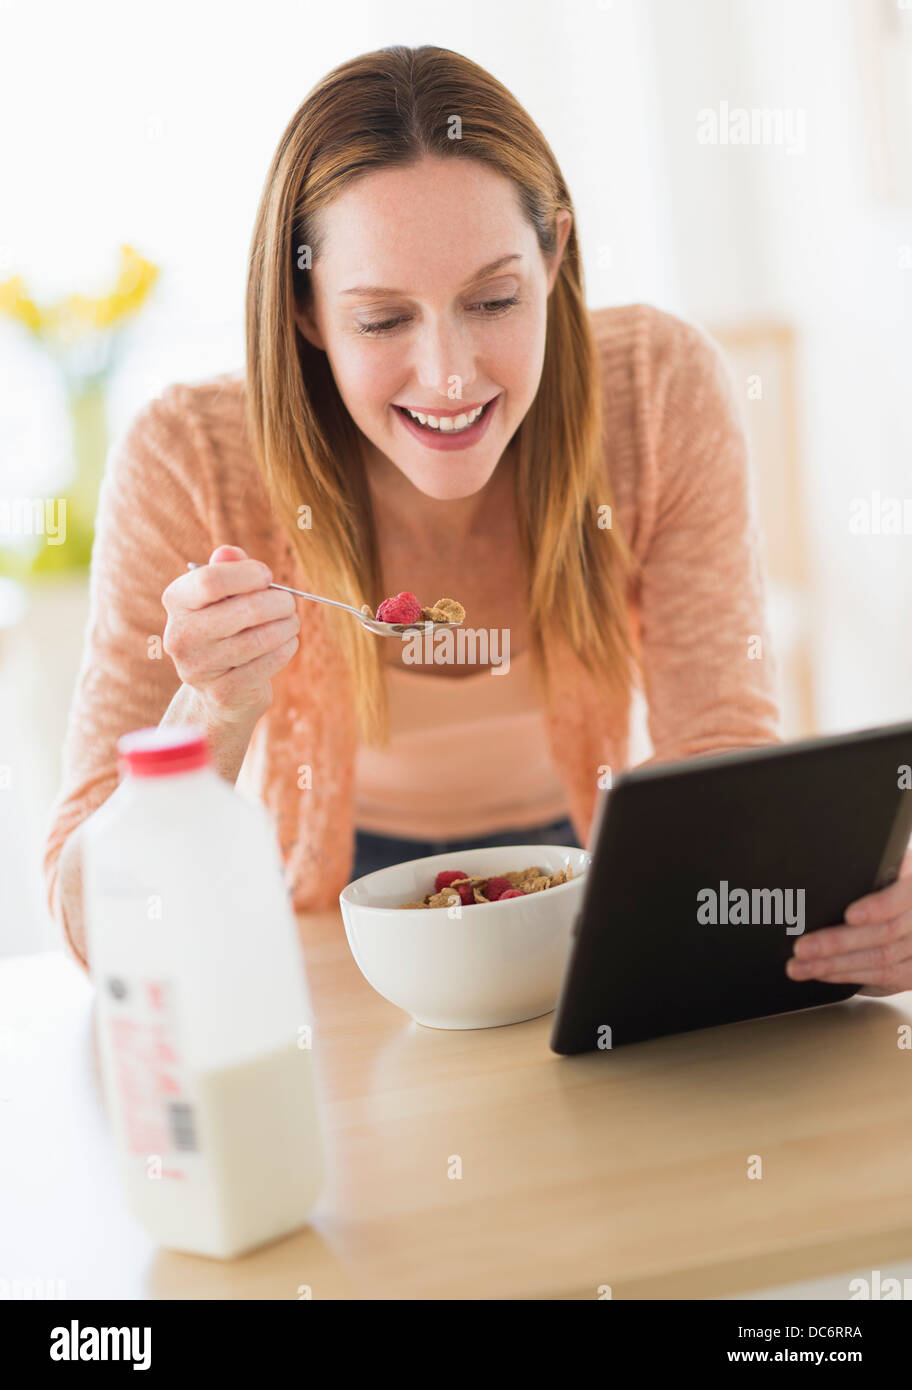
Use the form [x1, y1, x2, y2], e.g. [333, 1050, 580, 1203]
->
[3, 910, 912, 1300]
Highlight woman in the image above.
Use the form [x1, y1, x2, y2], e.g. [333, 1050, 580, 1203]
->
[43, 45, 912, 995]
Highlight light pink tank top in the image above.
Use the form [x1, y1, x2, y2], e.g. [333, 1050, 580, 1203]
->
[353, 649, 571, 839]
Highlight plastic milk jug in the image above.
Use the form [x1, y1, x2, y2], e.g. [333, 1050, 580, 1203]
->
[81, 724, 325, 1258]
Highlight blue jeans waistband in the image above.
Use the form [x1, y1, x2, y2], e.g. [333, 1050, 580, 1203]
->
[351, 814, 580, 880]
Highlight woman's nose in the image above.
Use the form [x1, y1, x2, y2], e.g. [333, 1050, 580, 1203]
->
[410, 320, 476, 401]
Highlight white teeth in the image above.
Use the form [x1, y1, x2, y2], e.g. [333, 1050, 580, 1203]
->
[404, 402, 486, 432]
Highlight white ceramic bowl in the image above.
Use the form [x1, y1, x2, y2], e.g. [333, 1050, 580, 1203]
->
[339, 844, 590, 1029]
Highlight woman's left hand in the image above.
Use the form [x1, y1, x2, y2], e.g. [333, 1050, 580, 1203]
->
[786, 847, 912, 997]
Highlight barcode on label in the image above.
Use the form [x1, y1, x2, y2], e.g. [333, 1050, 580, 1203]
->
[167, 1101, 198, 1152]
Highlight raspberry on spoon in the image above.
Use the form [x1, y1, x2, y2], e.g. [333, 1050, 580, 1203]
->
[376, 592, 423, 624]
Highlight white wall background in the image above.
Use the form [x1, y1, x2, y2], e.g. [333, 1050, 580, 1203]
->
[648, 0, 912, 732]
[1, 0, 911, 955]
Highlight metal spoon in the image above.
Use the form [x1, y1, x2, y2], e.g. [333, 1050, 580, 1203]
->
[185, 562, 462, 638]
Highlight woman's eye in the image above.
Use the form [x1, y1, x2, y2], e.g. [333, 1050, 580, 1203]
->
[472, 296, 519, 316]
[355, 296, 519, 337]
[356, 315, 407, 335]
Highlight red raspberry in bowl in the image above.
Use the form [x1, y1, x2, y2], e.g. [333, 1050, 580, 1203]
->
[435, 869, 469, 893]
[376, 592, 423, 625]
[498, 889, 524, 899]
[483, 876, 513, 901]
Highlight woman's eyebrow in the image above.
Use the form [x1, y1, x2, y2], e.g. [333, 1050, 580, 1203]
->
[339, 252, 522, 297]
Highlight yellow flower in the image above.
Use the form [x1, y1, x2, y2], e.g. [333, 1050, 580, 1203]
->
[92, 245, 160, 329]
[0, 275, 43, 333]
[0, 245, 159, 343]
[43, 293, 97, 339]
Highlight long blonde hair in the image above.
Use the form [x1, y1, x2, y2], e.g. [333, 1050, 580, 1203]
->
[245, 44, 642, 746]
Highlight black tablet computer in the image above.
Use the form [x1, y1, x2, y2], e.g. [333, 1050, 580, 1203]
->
[550, 719, 912, 1054]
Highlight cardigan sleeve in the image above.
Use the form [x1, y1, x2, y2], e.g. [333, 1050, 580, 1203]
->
[42, 387, 216, 956]
[631, 306, 783, 765]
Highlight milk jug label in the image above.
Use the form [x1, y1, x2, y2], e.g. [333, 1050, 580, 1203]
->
[104, 975, 200, 1181]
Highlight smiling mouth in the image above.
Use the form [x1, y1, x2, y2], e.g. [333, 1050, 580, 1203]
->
[393, 398, 495, 434]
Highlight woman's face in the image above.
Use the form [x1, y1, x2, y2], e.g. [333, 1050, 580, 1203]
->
[295, 155, 571, 501]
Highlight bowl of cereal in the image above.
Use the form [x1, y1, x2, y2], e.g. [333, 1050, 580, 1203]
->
[339, 845, 590, 1029]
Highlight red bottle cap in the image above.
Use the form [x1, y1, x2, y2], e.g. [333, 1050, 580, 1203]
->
[117, 725, 211, 778]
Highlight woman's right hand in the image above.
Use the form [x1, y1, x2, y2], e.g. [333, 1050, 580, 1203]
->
[162, 545, 301, 725]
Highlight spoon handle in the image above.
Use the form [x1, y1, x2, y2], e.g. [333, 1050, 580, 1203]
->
[185, 562, 365, 619]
